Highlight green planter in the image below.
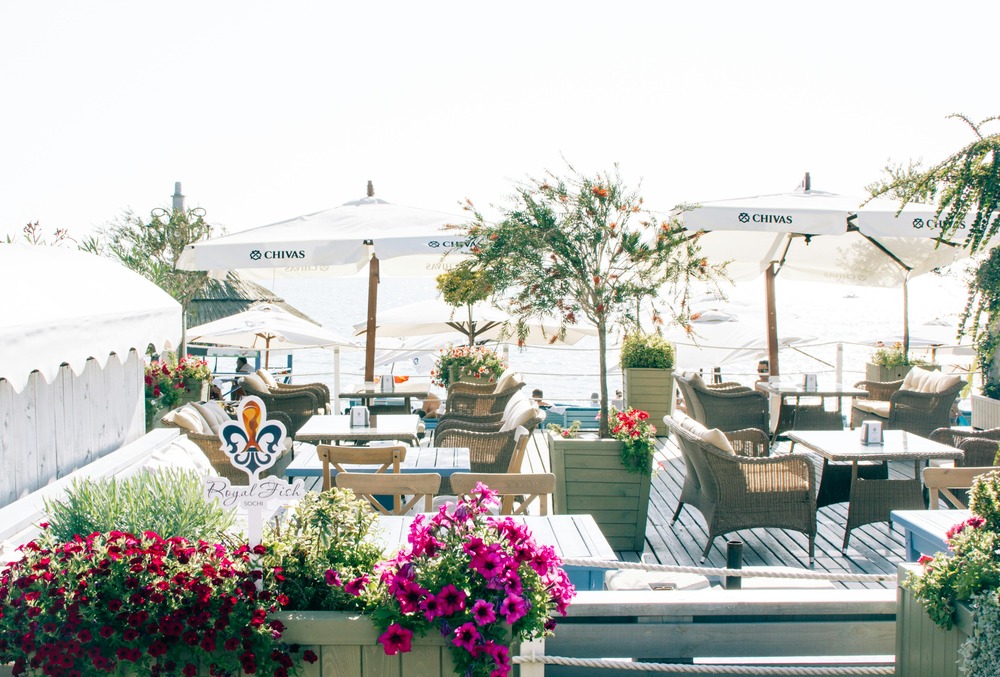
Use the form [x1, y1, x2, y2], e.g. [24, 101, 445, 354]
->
[548, 434, 651, 552]
[971, 393, 1000, 430]
[623, 368, 675, 425]
[180, 378, 210, 403]
[865, 362, 939, 382]
[448, 365, 491, 387]
[895, 563, 973, 677]
[278, 610, 512, 676]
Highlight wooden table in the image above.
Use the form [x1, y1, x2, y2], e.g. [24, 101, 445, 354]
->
[377, 514, 618, 591]
[344, 386, 430, 414]
[284, 445, 470, 494]
[294, 414, 421, 446]
[890, 509, 968, 562]
[756, 380, 868, 437]
[787, 430, 964, 551]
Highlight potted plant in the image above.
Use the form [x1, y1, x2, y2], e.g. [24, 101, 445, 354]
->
[431, 344, 508, 389]
[864, 341, 932, 382]
[174, 355, 212, 402]
[620, 332, 676, 426]
[960, 248, 1000, 429]
[436, 264, 496, 346]
[896, 470, 1000, 677]
[144, 358, 182, 430]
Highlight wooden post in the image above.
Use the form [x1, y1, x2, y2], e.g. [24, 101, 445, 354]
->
[364, 255, 380, 383]
[765, 262, 780, 376]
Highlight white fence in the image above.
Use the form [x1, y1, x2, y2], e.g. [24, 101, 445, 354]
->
[0, 349, 144, 507]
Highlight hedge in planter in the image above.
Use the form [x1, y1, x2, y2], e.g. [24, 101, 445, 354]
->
[620, 333, 675, 426]
[901, 470, 1000, 677]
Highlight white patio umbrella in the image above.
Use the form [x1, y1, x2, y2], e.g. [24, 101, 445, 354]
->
[187, 303, 357, 367]
[176, 183, 469, 381]
[353, 298, 598, 346]
[672, 173, 981, 374]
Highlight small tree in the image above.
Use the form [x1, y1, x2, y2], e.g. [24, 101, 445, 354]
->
[3, 221, 75, 246]
[82, 207, 216, 355]
[435, 263, 494, 346]
[869, 114, 1000, 396]
[454, 165, 725, 436]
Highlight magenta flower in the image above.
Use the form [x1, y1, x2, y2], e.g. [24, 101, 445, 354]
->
[471, 599, 496, 626]
[499, 593, 528, 624]
[419, 594, 444, 621]
[436, 584, 467, 615]
[378, 624, 413, 655]
[324, 569, 343, 587]
[396, 580, 428, 614]
[344, 574, 369, 596]
[452, 622, 481, 652]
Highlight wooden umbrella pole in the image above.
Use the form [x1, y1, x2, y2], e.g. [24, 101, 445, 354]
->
[765, 262, 780, 376]
[903, 275, 910, 357]
[364, 254, 380, 383]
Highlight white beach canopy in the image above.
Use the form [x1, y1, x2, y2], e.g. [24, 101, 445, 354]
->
[671, 173, 981, 374]
[0, 244, 181, 393]
[176, 184, 469, 381]
[187, 302, 358, 367]
[353, 298, 598, 347]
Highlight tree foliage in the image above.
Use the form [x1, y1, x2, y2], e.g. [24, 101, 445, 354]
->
[867, 114, 1000, 253]
[452, 164, 726, 435]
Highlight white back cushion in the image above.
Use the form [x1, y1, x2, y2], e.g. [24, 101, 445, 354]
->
[901, 368, 961, 394]
[192, 401, 230, 435]
[500, 400, 538, 432]
[671, 411, 735, 455]
[241, 373, 268, 393]
[256, 369, 279, 388]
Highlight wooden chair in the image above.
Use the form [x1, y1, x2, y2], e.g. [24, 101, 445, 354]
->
[923, 466, 998, 509]
[451, 472, 556, 515]
[335, 472, 441, 515]
[316, 445, 406, 491]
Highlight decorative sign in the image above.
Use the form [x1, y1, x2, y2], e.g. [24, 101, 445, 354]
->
[204, 396, 305, 545]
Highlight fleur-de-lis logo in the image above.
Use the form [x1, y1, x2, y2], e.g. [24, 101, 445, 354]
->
[217, 396, 287, 480]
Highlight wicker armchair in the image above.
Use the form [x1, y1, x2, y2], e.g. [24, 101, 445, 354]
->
[434, 393, 534, 438]
[664, 414, 818, 562]
[445, 381, 526, 417]
[929, 426, 1000, 461]
[255, 369, 331, 413]
[435, 418, 541, 474]
[851, 369, 965, 438]
[674, 371, 770, 436]
[161, 409, 294, 485]
[240, 376, 321, 436]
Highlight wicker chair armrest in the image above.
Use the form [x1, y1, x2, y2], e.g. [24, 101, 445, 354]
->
[273, 381, 331, 399]
[958, 438, 1000, 467]
[853, 379, 904, 400]
[724, 428, 771, 457]
[930, 426, 1000, 447]
[437, 411, 505, 426]
[434, 419, 503, 436]
[447, 381, 499, 395]
[705, 381, 749, 391]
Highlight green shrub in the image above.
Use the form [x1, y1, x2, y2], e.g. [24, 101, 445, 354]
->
[262, 489, 385, 611]
[43, 468, 234, 542]
[620, 332, 675, 369]
[870, 342, 927, 368]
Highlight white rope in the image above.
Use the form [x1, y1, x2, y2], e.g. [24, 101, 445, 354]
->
[560, 558, 895, 583]
[511, 655, 893, 675]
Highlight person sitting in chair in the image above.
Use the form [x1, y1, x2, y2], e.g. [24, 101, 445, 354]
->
[531, 388, 552, 409]
[229, 357, 254, 399]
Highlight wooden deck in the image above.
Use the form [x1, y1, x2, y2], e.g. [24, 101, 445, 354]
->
[292, 429, 923, 590]
[520, 430, 912, 590]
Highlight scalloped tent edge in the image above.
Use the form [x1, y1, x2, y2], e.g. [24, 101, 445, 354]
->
[0, 244, 181, 393]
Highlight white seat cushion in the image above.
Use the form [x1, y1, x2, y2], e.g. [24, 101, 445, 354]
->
[163, 404, 209, 435]
[241, 373, 269, 393]
[192, 401, 230, 435]
[671, 411, 735, 455]
[256, 368, 279, 388]
[901, 367, 961, 394]
[854, 399, 891, 418]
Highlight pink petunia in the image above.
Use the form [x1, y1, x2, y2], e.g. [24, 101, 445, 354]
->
[378, 624, 413, 656]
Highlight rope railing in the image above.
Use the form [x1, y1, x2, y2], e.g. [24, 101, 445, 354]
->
[558, 557, 896, 583]
[511, 655, 894, 675]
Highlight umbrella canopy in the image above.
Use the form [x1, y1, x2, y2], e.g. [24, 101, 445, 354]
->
[672, 174, 980, 373]
[187, 303, 357, 367]
[353, 298, 598, 346]
[176, 184, 469, 380]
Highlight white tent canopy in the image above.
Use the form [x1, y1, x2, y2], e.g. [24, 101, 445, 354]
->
[188, 303, 357, 353]
[672, 177, 985, 373]
[176, 190, 469, 381]
[0, 244, 181, 393]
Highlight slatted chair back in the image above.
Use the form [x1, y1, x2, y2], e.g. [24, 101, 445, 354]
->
[506, 426, 532, 474]
[451, 472, 557, 515]
[923, 466, 998, 510]
[335, 472, 441, 515]
[316, 445, 406, 491]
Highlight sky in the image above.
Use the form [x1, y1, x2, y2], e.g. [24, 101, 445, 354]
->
[2, 1, 998, 241]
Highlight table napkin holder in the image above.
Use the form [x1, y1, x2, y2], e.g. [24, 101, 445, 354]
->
[350, 405, 370, 427]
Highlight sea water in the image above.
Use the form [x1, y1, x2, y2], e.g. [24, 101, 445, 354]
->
[233, 268, 976, 407]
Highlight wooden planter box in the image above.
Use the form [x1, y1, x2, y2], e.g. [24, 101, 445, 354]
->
[864, 362, 939, 382]
[278, 610, 514, 677]
[895, 563, 974, 677]
[971, 393, 1000, 430]
[548, 434, 651, 552]
[623, 368, 675, 426]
